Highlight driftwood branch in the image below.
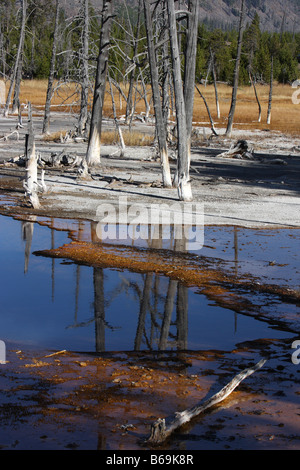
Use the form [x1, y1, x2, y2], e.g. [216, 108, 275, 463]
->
[145, 358, 267, 445]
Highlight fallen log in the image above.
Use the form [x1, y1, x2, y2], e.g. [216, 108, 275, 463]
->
[144, 357, 267, 445]
[218, 139, 254, 159]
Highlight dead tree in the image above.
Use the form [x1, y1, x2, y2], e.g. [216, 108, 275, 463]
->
[42, 0, 60, 134]
[85, 0, 114, 166]
[143, 0, 172, 188]
[225, 0, 246, 136]
[23, 103, 40, 209]
[167, 0, 199, 201]
[267, 55, 273, 125]
[183, 0, 199, 149]
[210, 49, 220, 119]
[108, 74, 125, 156]
[124, 0, 142, 124]
[195, 84, 218, 136]
[77, 0, 90, 136]
[248, 68, 261, 123]
[3, 0, 27, 118]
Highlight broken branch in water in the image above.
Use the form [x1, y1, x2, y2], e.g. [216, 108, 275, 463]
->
[144, 358, 267, 445]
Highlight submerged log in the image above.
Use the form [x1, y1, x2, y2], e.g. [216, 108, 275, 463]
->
[145, 358, 267, 445]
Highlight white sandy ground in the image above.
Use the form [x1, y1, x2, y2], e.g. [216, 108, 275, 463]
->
[0, 112, 299, 229]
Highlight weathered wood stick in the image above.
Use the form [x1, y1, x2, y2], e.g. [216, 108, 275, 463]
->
[145, 358, 267, 445]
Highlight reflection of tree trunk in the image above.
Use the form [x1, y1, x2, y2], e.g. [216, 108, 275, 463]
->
[176, 283, 188, 350]
[159, 279, 178, 350]
[134, 273, 152, 350]
[51, 224, 55, 301]
[94, 268, 105, 352]
[22, 216, 36, 273]
[74, 265, 81, 322]
[234, 226, 238, 275]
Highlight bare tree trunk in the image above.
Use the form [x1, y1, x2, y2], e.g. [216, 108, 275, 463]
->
[23, 102, 40, 209]
[143, 0, 172, 188]
[225, 0, 245, 137]
[267, 55, 273, 125]
[86, 0, 113, 166]
[42, 0, 60, 134]
[12, 48, 24, 114]
[0, 21, 5, 78]
[167, 0, 192, 201]
[125, 0, 142, 124]
[184, 0, 199, 141]
[195, 84, 218, 135]
[3, 0, 27, 118]
[108, 75, 125, 156]
[77, 0, 90, 136]
[211, 49, 220, 118]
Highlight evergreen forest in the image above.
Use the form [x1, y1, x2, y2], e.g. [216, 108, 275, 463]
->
[0, 0, 299, 87]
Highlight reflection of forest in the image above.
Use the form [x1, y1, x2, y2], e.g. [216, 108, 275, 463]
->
[22, 218, 192, 353]
[90, 222, 189, 352]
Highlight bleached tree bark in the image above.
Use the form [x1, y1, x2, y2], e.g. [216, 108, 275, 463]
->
[225, 0, 245, 137]
[85, 0, 114, 166]
[167, 0, 192, 201]
[3, 0, 27, 118]
[143, 0, 172, 188]
[24, 102, 40, 209]
[42, 0, 60, 134]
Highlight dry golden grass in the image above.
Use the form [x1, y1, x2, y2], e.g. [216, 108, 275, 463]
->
[101, 130, 154, 146]
[194, 82, 300, 136]
[16, 79, 300, 137]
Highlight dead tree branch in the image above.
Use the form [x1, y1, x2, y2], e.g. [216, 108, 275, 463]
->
[145, 358, 267, 445]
